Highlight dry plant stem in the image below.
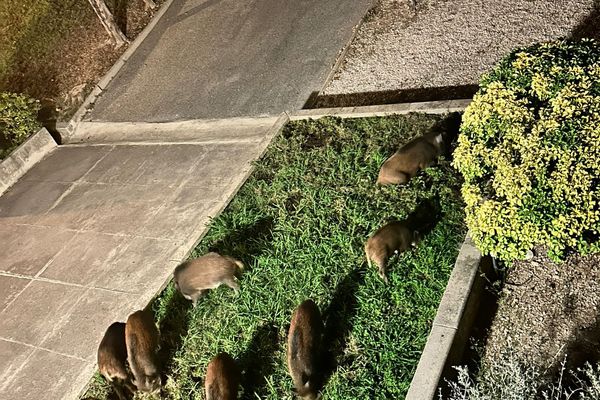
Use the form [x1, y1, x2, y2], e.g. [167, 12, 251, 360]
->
[87, 0, 129, 47]
[142, 0, 157, 9]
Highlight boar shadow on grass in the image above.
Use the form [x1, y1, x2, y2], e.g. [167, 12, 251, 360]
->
[208, 216, 274, 267]
[151, 288, 192, 385]
[238, 323, 280, 400]
[319, 267, 366, 390]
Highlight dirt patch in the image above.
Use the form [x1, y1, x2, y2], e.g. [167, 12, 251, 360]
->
[482, 249, 600, 378]
[322, 0, 597, 99]
[0, 0, 164, 119]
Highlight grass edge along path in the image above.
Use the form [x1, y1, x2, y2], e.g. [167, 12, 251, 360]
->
[84, 114, 466, 400]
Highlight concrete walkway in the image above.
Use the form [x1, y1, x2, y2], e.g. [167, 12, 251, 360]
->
[90, 0, 374, 122]
[0, 117, 283, 400]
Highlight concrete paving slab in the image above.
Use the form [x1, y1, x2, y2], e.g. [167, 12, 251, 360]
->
[0, 129, 57, 197]
[76, 145, 152, 185]
[89, 0, 375, 121]
[39, 232, 128, 288]
[0, 281, 85, 347]
[93, 236, 180, 294]
[187, 142, 262, 185]
[0, 339, 35, 389]
[19, 146, 111, 183]
[83, 144, 207, 186]
[0, 348, 90, 400]
[0, 225, 76, 276]
[40, 233, 178, 294]
[40, 182, 166, 234]
[39, 288, 136, 360]
[79, 185, 168, 236]
[0, 276, 30, 314]
[0, 181, 72, 225]
[140, 186, 224, 241]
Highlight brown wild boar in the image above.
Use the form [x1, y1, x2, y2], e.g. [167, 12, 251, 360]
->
[365, 221, 420, 283]
[287, 299, 323, 400]
[377, 130, 444, 185]
[173, 252, 244, 306]
[205, 352, 240, 400]
[377, 112, 462, 185]
[97, 322, 136, 400]
[125, 310, 161, 394]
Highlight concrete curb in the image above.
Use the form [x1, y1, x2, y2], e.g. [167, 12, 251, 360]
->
[63, 0, 177, 140]
[289, 99, 471, 120]
[0, 128, 57, 197]
[406, 233, 486, 400]
[64, 116, 281, 144]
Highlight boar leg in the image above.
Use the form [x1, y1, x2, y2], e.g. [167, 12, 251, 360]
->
[191, 290, 208, 307]
[223, 276, 240, 293]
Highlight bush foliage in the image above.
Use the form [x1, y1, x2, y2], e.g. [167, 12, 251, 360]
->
[453, 39, 600, 261]
[0, 91, 40, 158]
[442, 354, 600, 400]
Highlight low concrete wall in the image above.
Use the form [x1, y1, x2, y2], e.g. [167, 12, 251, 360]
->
[0, 128, 57, 196]
[406, 233, 486, 400]
[65, 116, 280, 144]
[289, 99, 471, 120]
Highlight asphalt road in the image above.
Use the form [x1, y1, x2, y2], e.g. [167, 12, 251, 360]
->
[90, 0, 374, 122]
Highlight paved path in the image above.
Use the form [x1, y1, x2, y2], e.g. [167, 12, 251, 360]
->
[90, 0, 374, 122]
[0, 118, 283, 400]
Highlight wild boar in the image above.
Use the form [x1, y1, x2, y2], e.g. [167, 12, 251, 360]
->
[97, 322, 135, 400]
[287, 299, 323, 400]
[173, 252, 244, 306]
[377, 112, 461, 185]
[365, 221, 420, 283]
[205, 352, 240, 400]
[125, 310, 161, 394]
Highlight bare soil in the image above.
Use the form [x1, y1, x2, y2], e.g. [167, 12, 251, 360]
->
[483, 249, 600, 377]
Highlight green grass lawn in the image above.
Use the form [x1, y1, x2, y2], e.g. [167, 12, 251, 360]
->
[84, 114, 466, 400]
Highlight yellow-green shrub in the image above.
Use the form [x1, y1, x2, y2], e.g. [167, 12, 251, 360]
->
[453, 39, 600, 261]
[0, 92, 40, 159]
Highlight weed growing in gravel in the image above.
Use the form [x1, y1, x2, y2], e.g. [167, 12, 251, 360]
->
[442, 354, 600, 400]
[84, 114, 466, 400]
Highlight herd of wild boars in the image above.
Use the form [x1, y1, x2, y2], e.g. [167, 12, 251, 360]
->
[97, 310, 160, 400]
[96, 113, 460, 399]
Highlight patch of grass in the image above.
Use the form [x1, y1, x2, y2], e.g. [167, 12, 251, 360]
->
[0, 0, 94, 95]
[83, 114, 466, 400]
